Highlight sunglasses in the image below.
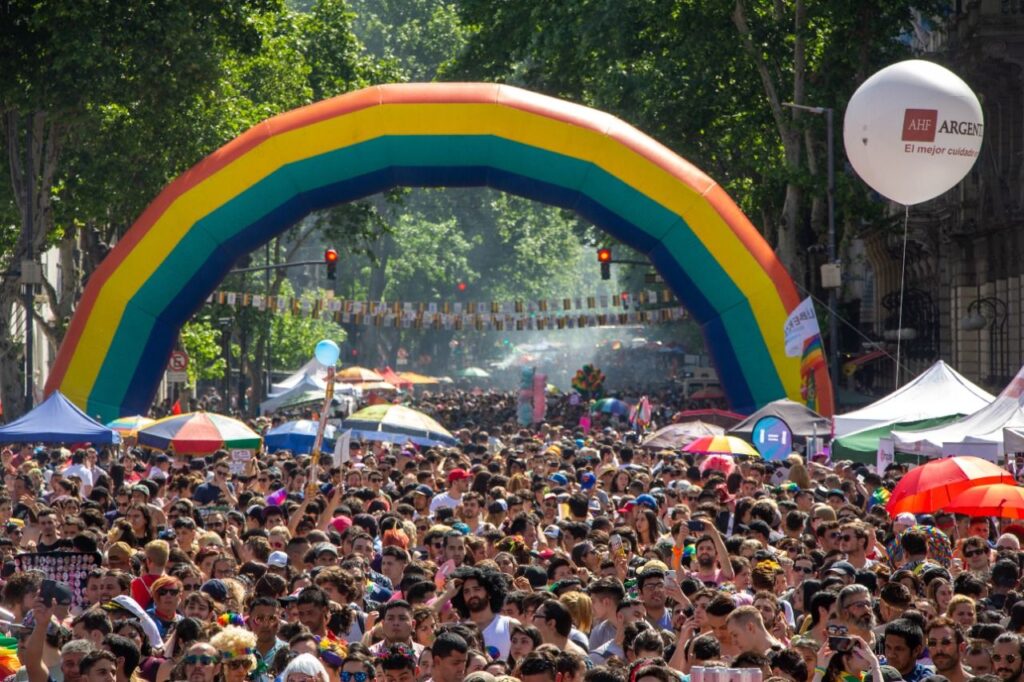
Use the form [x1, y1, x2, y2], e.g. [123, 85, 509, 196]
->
[964, 549, 986, 558]
[928, 638, 955, 647]
[157, 589, 181, 597]
[794, 566, 814, 574]
[224, 660, 250, 670]
[183, 583, 201, 591]
[340, 674, 369, 682]
[185, 655, 219, 666]
[994, 654, 1018, 663]
[840, 535, 854, 542]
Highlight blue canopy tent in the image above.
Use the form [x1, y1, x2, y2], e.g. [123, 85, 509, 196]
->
[0, 391, 120, 445]
[264, 420, 335, 454]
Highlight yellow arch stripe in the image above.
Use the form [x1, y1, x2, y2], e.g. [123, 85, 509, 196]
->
[64, 102, 799, 397]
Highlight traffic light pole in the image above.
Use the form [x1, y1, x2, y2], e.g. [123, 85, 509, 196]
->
[228, 259, 322, 274]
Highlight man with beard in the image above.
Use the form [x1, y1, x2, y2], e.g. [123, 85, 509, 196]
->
[994, 632, 1024, 682]
[838, 584, 876, 646]
[687, 519, 734, 586]
[882, 619, 931, 682]
[180, 643, 222, 682]
[451, 566, 514, 660]
[927, 617, 970, 682]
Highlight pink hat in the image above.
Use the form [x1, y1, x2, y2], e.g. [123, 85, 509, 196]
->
[700, 454, 736, 477]
[330, 516, 352, 534]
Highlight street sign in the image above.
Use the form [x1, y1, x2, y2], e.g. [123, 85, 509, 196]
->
[167, 351, 189, 383]
[169, 351, 189, 372]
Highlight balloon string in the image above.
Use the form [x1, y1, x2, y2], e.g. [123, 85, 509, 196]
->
[895, 205, 910, 388]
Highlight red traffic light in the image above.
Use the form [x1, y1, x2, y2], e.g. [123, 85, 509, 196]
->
[324, 248, 339, 263]
[597, 248, 612, 263]
[457, 281, 467, 292]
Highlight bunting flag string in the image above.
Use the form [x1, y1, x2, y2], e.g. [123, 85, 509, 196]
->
[204, 289, 689, 331]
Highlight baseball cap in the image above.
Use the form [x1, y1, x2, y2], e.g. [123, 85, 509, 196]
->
[827, 560, 857, 578]
[635, 494, 658, 511]
[315, 542, 339, 556]
[616, 500, 636, 514]
[895, 512, 917, 526]
[549, 473, 569, 486]
[413, 485, 433, 497]
[447, 468, 471, 483]
[268, 551, 288, 568]
[543, 524, 561, 539]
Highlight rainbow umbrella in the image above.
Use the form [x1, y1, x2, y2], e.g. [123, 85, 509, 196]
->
[106, 415, 155, 438]
[137, 411, 262, 455]
[683, 435, 761, 458]
[886, 456, 1014, 515]
[342, 404, 456, 446]
[591, 398, 631, 416]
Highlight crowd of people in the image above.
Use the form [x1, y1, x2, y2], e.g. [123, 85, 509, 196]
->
[0, 390, 1018, 682]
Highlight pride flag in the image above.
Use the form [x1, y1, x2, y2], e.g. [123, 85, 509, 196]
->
[800, 336, 826, 375]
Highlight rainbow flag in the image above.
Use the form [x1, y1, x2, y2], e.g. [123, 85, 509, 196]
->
[800, 335, 826, 375]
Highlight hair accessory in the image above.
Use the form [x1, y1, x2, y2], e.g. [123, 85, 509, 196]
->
[216, 612, 245, 627]
[218, 647, 255, 661]
[316, 636, 349, 667]
[373, 643, 415, 663]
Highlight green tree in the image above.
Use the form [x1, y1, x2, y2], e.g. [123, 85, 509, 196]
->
[180, 319, 228, 386]
[448, 0, 941, 283]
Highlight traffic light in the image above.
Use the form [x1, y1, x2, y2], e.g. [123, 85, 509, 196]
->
[324, 248, 338, 280]
[597, 248, 612, 280]
[457, 281, 467, 293]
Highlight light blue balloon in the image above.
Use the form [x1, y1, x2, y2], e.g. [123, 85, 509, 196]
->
[314, 339, 340, 366]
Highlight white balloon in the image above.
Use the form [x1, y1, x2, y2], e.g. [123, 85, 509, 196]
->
[843, 59, 983, 205]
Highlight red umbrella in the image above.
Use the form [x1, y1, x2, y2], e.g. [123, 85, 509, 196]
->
[886, 456, 1014, 515]
[944, 483, 1024, 519]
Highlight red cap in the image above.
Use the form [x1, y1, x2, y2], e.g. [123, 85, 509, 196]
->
[447, 468, 471, 484]
[616, 501, 636, 514]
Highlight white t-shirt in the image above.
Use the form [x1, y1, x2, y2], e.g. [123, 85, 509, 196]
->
[63, 464, 93, 489]
[429, 492, 461, 513]
[481, 614, 514, 661]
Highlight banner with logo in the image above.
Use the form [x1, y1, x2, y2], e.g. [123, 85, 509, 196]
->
[783, 297, 821, 357]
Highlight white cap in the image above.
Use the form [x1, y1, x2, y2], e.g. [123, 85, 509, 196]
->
[895, 512, 917, 526]
[268, 551, 289, 568]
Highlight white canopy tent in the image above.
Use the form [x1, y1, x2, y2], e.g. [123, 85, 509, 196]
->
[892, 364, 1024, 459]
[833, 360, 993, 437]
[1004, 426, 1024, 454]
[261, 361, 360, 415]
[270, 357, 329, 395]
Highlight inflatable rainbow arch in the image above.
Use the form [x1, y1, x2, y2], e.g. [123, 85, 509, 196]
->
[45, 83, 833, 421]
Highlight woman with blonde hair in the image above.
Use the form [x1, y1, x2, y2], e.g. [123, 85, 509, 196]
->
[559, 591, 593, 643]
[210, 626, 258, 682]
[947, 594, 977, 630]
[787, 455, 812, 489]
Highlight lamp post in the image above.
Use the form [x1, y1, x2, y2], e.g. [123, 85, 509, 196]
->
[961, 296, 1008, 384]
[783, 101, 839, 394]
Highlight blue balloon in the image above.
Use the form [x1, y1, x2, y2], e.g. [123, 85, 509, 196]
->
[314, 339, 340, 366]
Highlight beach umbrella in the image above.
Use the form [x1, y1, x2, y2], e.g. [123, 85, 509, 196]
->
[886, 456, 1014, 515]
[591, 398, 631, 416]
[397, 372, 440, 385]
[458, 367, 491, 379]
[264, 420, 336, 455]
[106, 415, 155, 438]
[343, 404, 457, 447]
[642, 421, 724, 450]
[943, 483, 1024, 519]
[683, 435, 760, 458]
[336, 366, 385, 383]
[137, 412, 262, 455]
